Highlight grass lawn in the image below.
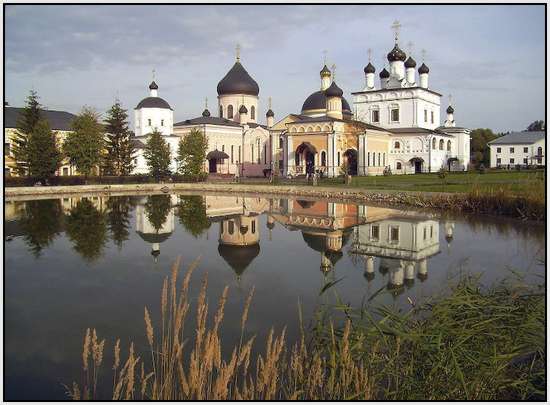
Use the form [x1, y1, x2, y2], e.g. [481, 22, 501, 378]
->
[318, 170, 545, 194]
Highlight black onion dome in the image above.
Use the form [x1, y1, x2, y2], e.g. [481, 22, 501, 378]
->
[405, 56, 416, 68]
[364, 62, 375, 74]
[325, 81, 343, 97]
[418, 63, 430, 74]
[446, 105, 454, 114]
[320, 64, 331, 76]
[218, 244, 260, 275]
[266, 109, 274, 117]
[379, 68, 390, 79]
[217, 61, 260, 96]
[149, 81, 158, 90]
[202, 108, 211, 117]
[301, 90, 352, 114]
[387, 44, 407, 62]
[135, 97, 172, 110]
[239, 104, 248, 114]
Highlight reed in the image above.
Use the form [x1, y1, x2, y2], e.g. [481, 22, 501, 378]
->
[66, 260, 545, 400]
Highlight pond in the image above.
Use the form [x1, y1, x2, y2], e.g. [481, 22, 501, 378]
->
[4, 193, 545, 400]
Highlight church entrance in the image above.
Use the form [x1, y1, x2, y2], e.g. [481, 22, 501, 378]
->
[209, 159, 217, 173]
[343, 149, 358, 175]
[409, 157, 424, 174]
[295, 142, 317, 176]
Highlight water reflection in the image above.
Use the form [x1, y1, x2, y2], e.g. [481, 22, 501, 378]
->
[65, 199, 108, 262]
[19, 199, 64, 257]
[136, 195, 176, 261]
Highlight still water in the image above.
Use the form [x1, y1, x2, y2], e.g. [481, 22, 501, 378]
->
[4, 193, 545, 400]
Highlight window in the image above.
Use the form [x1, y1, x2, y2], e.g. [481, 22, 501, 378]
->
[231, 145, 234, 163]
[367, 152, 370, 166]
[439, 139, 444, 150]
[251, 220, 256, 234]
[337, 152, 341, 166]
[250, 106, 255, 120]
[383, 153, 385, 166]
[227, 105, 234, 119]
[391, 108, 399, 122]
[238, 146, 241, 163]
[148, 118, 152, 126]
[537, 146, 543, 157]
[263, 144, 267, 164]
[423, 227, 427, 240]
[424, 109, 428, 122]
[497, 158, 501, 164]
[524, 147, 528, 153]
[394, 141, 400, 149]
[321, 151, 326, 166]
[432, 138, 437, 149]
[228, 221, 234, 235]
[161, 119, 164, 126]
[430, 225, 433, 238]
[510, 147, 514, 153]
[390, 226, 399, 243]
[279, 137, 283, 149]
[63, 167, 69, 176]
[510, 158, 515, 164]
[447, 140, 451, 151]
[222, 145, 225, 152]
[377, 152, 381, 166]
[396, 162, 402, 170]
[523, 158, 528, 164]
[257, 139, 261, 163]
[251, 144, 254, 162]
[371, 225, 379, 240]
[497, 147, 501, 153]
[219, 105, 223, 118]
[372, 110, 380, 123]
[431, 111, 434, 124]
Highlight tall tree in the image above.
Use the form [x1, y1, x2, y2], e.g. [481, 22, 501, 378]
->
[143, 129, 172, 180]
[526, 120, 545, 132]
[104, 101, 135, 175]
[63, 107, 105, 178]
[12, 90, 42, 175]
[65, 199, 108, 262]
[106, 196, 133, 249]
[20, 199, 63, 257]
[470, 128, 498, 167]
[26, 119, 63, 182]
[144, 194, 172, 232]
[176, 195, 210, 238]
[175, 128, 208, 179]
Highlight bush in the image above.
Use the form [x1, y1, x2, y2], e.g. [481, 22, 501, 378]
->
[383, 166, 392, 176]
[478, 164, 487, 174]
[438, 167, 448, 179]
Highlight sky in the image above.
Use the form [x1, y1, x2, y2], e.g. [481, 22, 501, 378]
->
[4, 4, 546, 133]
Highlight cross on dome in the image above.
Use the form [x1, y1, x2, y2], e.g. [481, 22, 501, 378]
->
[391, 20, 401, 43]
[367, 48, 372, 62]
[323, 49, 328, 65]
[331, 63, 336, 80]
[236, 43, 241, 61]
[421, 49, 427, 62]
[268, 96, 272, 109]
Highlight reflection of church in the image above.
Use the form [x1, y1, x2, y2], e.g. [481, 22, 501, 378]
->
[135, 195, 177, 261]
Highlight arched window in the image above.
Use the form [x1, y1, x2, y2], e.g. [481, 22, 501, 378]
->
[227, 105, 234, 119]
[537, 146, 543, 164]
[295, 152, 300, 166]
[219, 105, 223, 118]
[439, 139, 444, 150]
[432, 138, 436, 149]
[250, 106, 255, 120]
[396, 162, 402, 170]
[279, 137, 283, 149]
[228, 221, 234, 235]
[447, 140, 451, 151]
[148, 118, 152, 126]
[394, 141, 400, 149]
[252, 220, 256, 234]
[337, 152, 341, 166]
[321, 151, 326, 166]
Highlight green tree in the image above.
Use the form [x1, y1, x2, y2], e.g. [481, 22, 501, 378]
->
[526, 120, 545, 132]
[176, 195, 210, 238]
[63, 107, 105, 178]
[470, 128, 498, 167]
[65, 199, 108, 262]
[12, 90, 43, 175]
[104, 101, 135, 175]
[144, 194, 172, 232]
[144, 129, 172, 180]
[175, 128, 208, 179]
[20, 199, 63, 257]
[26, 119, 63, 182]
[106, 196, 133, 249]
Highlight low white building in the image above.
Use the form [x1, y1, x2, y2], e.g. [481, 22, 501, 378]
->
[488, 131, 545, 168]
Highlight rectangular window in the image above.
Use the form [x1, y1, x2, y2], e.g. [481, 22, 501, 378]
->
[391, 108, 399, 122]
[390, 226, 399, 243]
[424, 109, 427, 122]
[423, 227, 427, 240]
[510, 147, 514, 153]
[337, 152, 340, 166]
[383, 153, 385, 166]
[377, 152, 381, 166]
[62, 167, 69, 176]
[497, 158, 501, 164]
[222, 145, 224, 152]
[372, 110, 380, 123]
[161, 119, 164, 126]
[510, 158, 515, 164]
[238, 146, 241, 162]
[279, 137, 283, 149]
[148, 119, 151, 126]
[4, 143, 10, 156]
[430, 225, 433, 238]
[371, 225, 379, 240]
[524, 147, 528, 153]
[231, 145, 234, 163]
[431, 111, 434, 124]
[497, 147, 501, 153]
[251, 144, 254, 162]
[523, 158, 528, 164]
[367, 152, 370, 166]
[263, 144, 267, 164]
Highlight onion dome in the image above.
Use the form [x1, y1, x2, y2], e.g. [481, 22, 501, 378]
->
[266, 109, 274, 117]
[379, 68, 390, 79]
[446, 105, 454, 114]
[320, 64, 331, 77]
[387, 44, 407, 62]
[217, 61, 259, 96]
[404, 56, 416, 68]
[301, 90, 352, 115]
[324, 81, 343, 97]
[202, 108, 211, 117]
[149, 81, 158, 90]
[364, 271, 375, 282]
[418, 63, 430, 74]
[218, 244, 260, 276]
[239, 104, 248, 114]
[364, 62, 375, 74]
[135, 97, 172, 110]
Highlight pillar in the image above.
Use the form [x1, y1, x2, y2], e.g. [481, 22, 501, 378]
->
[358, 132, 367, 175]
[285, 135, 294, 176]
[327, 132, 337, 177]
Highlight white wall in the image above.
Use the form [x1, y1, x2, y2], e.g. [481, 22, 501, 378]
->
[489, 139, 546, 167]
[134, 107, 174, 136]
[217, 94, 259, 123]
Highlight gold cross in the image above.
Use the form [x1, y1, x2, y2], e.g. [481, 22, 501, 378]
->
[152, 68, 156, 81]
[323, 49, 328, 65]
[268, 96, 272, 109]
[331, 64, 336, 80]
[407, 41, 414, 56]
[205, 96, 208, 109]
[236, 43, 241, 61]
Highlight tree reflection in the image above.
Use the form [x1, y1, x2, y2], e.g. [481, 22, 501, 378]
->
[144, 195, 172, 232]
[65, 199, 108, 262]
[20, 199, 63, 257]
[176, 195, 211, 238]
[106, 196, 133, 249]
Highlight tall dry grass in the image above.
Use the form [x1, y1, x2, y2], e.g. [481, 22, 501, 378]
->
[66, 257, 373, 400]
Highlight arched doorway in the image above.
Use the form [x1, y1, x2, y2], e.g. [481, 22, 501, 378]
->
[296, 142, 317, 175]
[409, 157, 424, 174]
[206, 150, 229, 174]
[343, 149, 358, 175]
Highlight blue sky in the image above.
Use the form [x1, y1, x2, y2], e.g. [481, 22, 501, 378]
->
[4, 4, 545, 133]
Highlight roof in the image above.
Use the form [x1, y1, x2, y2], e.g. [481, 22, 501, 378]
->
[174, 116, 242, 127]
[352, 86, 442, 97]
[325, 81, 343, 97]
[446, 105, 454, 114]
[405, 56, 417, 68]
[320, 65, 331, 76]
[301, 90, 352, 113]
[364, 62, 375, 74]
[131, 139, 146, 149]
[135, 96, 172, 110]
[379, 68, 390, 78]
[4, 106, 76, 131]
[218, 243, 260, 275]
[217, 61, 260, 96]
[418, 63, 430, 74]
[136, 230, 172, 244]
[387, 43, 407, 62]
[289, 115, 388, 132]
[266, 108, 274, 117]
[488, 131, 545, 145]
